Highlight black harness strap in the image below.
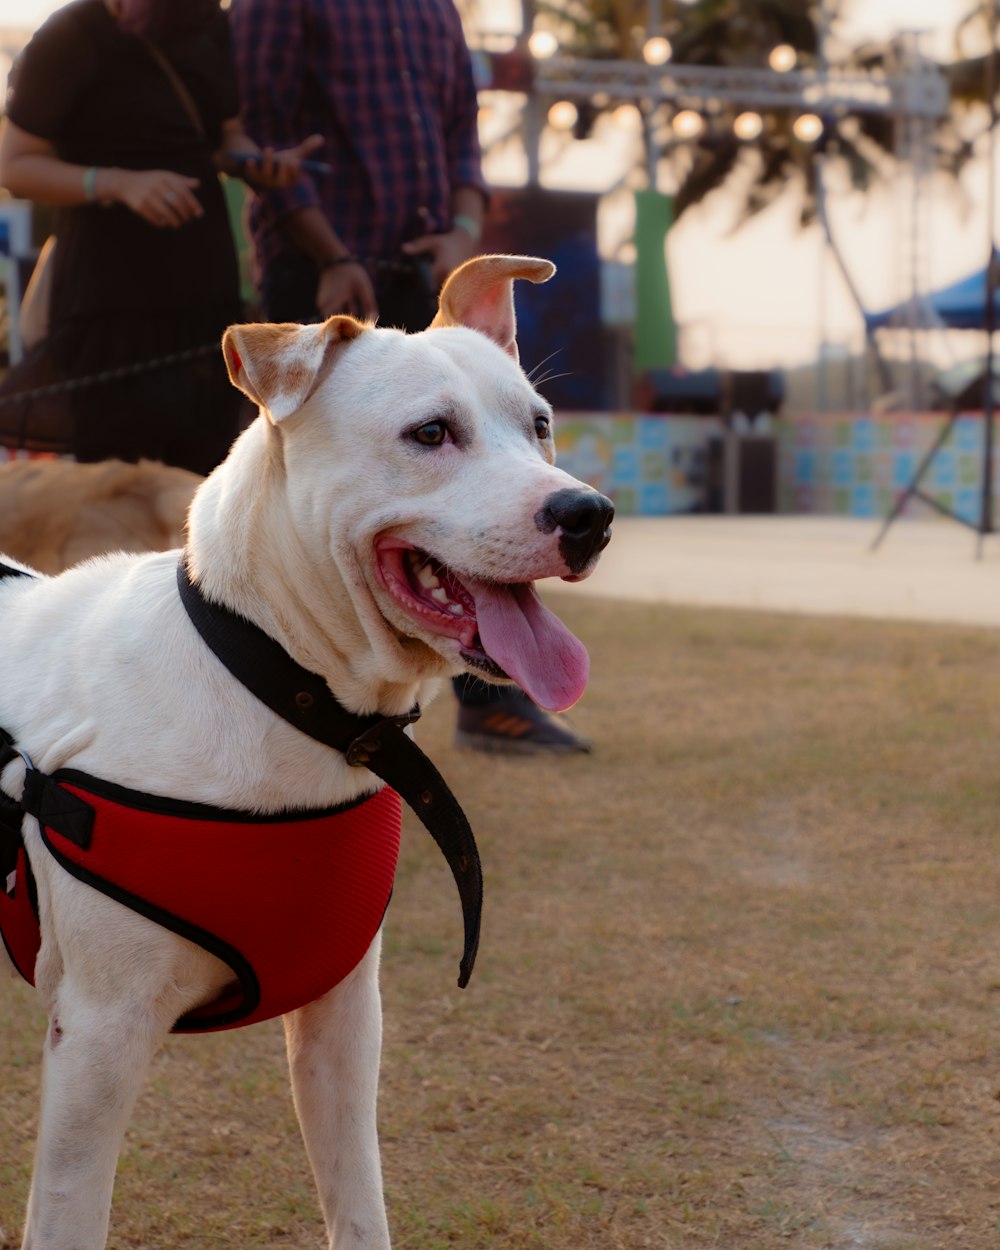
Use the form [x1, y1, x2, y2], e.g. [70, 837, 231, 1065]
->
[176, 555, 482, 988]
[0, 727, 24, 893]
[0, 565, 35, 769]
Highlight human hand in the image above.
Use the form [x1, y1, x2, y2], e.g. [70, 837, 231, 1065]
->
[401, 228, 477, 289]
[108, 169, 202, 228]
[317, 260, 378, 321]
[240, 135, 325, 190]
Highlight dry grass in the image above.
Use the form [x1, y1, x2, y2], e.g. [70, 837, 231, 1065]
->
[5, 596, 1000, 1249]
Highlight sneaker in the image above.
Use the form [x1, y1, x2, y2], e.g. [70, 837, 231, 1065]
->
[454, 692, 592, 756]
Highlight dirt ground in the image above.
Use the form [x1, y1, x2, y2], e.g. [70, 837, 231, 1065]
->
[3, 594, 1000, 1249]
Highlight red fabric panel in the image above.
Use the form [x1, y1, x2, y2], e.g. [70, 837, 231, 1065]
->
[3, 781, 401, 1032]
[0, 848, 41, 983]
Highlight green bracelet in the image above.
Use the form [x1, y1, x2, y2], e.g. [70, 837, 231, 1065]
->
[83, 166, 99, 203]
[453, 213, 482, 243]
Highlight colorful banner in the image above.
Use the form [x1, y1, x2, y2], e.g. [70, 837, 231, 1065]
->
[776, 411, 1000, 521]
[555, 412, 722, 515]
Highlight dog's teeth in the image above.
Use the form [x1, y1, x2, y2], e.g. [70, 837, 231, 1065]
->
[417, 564, 440, 590]
[431, 587, 449, 603]
[449, 603, 465, 616]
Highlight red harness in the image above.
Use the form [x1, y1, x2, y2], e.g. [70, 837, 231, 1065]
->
[0, 554, 483, 1018]
[0, 766, 400, 1032]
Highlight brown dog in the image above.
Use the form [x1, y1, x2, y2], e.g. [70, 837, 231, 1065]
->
[0, 457, 201, 574]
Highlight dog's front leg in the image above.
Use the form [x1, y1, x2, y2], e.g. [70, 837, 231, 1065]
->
[22, 989, 170, 1250]
[284, 937, 391, 1250]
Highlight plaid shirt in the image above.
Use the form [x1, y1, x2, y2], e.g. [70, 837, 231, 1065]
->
[228, 0, 485, 273]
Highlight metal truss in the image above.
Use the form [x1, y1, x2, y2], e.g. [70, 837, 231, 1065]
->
[530, 55, 949, 120]
[474, 37, 950, 408]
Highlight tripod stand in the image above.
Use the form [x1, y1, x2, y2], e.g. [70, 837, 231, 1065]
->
[868, 336, 996, 555]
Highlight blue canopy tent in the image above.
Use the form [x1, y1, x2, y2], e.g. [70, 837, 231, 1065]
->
[866, 255, 1000, 409]
[865, 253, 1000, 332]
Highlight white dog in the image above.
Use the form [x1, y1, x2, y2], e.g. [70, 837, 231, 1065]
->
[0, 255, 612, 1250]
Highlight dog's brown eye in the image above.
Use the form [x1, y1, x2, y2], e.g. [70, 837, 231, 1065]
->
[534, 415, 551, 440]
[412, 421, 448, 446]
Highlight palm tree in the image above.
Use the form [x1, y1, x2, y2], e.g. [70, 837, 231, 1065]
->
[947, 2, 997, 102]
[523, 0, 975, 393]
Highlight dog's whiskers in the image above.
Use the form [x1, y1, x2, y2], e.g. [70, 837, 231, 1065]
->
[532, 369, 574, 389]
[525, 350, 562, 385]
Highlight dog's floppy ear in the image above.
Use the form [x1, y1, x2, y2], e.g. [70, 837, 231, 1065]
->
[222, 316, 365, 423]
[431, 254, 555, 361]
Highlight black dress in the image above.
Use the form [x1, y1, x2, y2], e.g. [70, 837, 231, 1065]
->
[3, 0, 244, 474]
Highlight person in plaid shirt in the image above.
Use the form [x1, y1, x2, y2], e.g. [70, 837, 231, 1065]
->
[229, 0, 486, 328]
[229, 0, 590, 755]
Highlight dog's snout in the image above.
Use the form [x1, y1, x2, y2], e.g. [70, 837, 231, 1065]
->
[536, 488, 615, 573]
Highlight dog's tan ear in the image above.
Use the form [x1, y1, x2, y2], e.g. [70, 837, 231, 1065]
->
[431, 254, 555, 361]
[222, 315, 365, 422]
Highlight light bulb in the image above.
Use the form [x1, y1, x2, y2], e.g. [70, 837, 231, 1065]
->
[793, 112, 824, 142]
[733, 111, 763, 140]
[528, 30, 559, 59]
[611, 103, 643, 131]
[547, 100, 578, 130]
[673, 110, 705, 139]
[643, 36, 672, 66]
[769, 44, 797, 73]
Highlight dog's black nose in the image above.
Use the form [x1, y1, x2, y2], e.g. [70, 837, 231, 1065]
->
[536, 488, 615, 573]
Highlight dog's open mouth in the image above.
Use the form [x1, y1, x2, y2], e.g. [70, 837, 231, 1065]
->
[375, 538, 589, 711]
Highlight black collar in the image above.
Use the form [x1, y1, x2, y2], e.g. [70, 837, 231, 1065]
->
[177, 554, 482, 988]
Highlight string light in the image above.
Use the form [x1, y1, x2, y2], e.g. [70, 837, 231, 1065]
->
[531, 26, 820, 155]
[733, 111, 763, 140]
[547, 100, 579, 130]
[643, 36, 673, 66]
[611, 103, 643, 131]
[672, 110, 705, 138]
[528, 30, 558, 59]
[793, 112, 824, 142]
[769, 44, 797, 73]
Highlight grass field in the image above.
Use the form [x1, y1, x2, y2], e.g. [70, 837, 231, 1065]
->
[3, 594, 1000, 1249]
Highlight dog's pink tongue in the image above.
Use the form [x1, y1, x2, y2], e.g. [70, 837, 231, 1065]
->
[470, 581, 589, 712]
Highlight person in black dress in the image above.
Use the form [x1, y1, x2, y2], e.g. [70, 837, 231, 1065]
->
[0, 0, 320, 474]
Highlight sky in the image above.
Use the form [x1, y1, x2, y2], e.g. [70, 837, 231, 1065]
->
[0, 0, 988, 381]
